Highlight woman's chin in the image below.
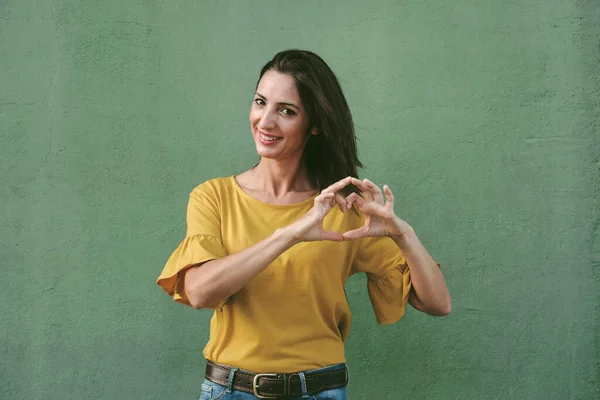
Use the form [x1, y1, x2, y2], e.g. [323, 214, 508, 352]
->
[256, 152, 278, 160]
[255, 143, 279, 159]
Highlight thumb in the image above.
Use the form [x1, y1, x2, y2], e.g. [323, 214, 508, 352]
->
[342, 228, 367, 241]
[320, 230, 344, 242]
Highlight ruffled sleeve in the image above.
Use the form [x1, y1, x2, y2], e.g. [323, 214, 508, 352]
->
[157, 234, 227, 306]
[352, 236, 412, 324]
[366, 261, 412, 324]
[156, 183, 227, 308]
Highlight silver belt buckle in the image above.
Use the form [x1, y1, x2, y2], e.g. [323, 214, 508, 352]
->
[252, 373, 279, 399]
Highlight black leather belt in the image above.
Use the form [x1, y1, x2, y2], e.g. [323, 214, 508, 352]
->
[205, 360, 348, 398]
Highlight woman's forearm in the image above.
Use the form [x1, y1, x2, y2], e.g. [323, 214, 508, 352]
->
[183, 181, 351, 309]
[391, 224, 451, 316]
[184, 227, 297, 309]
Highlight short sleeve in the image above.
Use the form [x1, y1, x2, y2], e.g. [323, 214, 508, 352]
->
[156, 184, 227, 307]
[351, 236, 412, 324]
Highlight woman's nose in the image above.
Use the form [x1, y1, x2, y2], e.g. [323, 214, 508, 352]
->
[257, 108, 276, 129]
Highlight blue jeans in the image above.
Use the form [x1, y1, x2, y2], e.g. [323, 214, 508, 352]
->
[199, 363, 348, 400]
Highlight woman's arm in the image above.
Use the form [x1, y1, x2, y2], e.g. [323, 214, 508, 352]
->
[183, 228, 296, 308]
[391, 224, 451, 316]
[183, 177, 353, 309]
[344, 178, 451, 316]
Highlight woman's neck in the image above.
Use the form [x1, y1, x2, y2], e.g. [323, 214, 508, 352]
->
[251, 157, 314, 197]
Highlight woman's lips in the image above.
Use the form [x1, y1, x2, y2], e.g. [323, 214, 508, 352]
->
[258, 131, 282, 145]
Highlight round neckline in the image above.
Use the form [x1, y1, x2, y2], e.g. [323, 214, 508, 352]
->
[230, 175, 318, 209]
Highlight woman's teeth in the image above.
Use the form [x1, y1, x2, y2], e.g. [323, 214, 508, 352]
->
[260, 133, 281, 141]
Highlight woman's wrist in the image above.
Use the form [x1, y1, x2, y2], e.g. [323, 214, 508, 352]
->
[388, 217, 414, 242]
[274, 226, 302, 247]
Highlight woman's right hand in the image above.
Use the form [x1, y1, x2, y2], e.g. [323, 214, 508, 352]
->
[284, 177, 352, 243]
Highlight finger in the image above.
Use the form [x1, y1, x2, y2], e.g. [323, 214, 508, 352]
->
[383, 185, 395, 208]
[320, 230, 344, 242]
[350, 178, 373, 202]
[327, 193, 337, 208]
[316, 192, 335, 202]
[315, 192, 335, 208]
[334, 193, 348, 212]
[350, 194, 366, 209]
[342, 227, 368, 241]
[354, 201, 381, 215]
[346, 193, 367, 213]
[350, 177, 369, 193]
[363, 178, 383, 204]
[322, 176, 352, 195]
[349, 178, 372, 202]
[345, 192, 360, 209]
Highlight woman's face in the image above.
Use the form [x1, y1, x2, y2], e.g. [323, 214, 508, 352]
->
[249, 69, 314, 162]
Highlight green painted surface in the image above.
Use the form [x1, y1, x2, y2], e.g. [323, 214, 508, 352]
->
[1, 1, 598, 399]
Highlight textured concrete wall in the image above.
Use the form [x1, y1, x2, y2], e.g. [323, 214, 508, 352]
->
[1, 1, 598, 399]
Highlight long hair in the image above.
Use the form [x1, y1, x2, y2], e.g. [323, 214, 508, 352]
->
[257, 50, 362, 197]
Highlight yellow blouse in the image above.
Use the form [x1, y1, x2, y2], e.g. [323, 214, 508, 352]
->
[157, 176, 412, 373]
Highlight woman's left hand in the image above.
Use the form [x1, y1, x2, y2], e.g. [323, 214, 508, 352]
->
[343, 178, 412, 241]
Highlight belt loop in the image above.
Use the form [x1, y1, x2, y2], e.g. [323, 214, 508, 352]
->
[226, 367, 238, 393]
[345, 364, 349, 383]
[297, 372, 310, 398]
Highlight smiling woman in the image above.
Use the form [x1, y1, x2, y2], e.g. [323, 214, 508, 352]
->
[250, 70, 313, 162]
[156, 49, 451, 400]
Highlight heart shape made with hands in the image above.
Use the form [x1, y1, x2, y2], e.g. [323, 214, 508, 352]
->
[305, 176, 411, 242]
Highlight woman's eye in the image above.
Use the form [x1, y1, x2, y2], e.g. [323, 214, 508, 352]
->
[281, 108, 296, 116]
[254, 98, 265, 106]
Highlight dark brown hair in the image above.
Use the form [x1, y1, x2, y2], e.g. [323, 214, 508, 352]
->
[257, 49, 362, 196]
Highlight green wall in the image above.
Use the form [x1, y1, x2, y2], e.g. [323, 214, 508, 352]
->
[2, 1, 598, 399]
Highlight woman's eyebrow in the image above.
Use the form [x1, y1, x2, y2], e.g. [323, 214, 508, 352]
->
[255, 92, 300, 110]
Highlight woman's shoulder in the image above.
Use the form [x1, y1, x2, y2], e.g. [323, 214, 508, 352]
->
[191, 176, 236, 197]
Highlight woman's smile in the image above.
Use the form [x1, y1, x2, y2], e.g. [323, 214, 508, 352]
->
[258, 130, 282, 144]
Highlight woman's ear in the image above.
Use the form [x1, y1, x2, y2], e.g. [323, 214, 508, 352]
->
[311, 127, 319, 136]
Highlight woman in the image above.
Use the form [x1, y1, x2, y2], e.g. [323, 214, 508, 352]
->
[157, 49, 451, 399]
